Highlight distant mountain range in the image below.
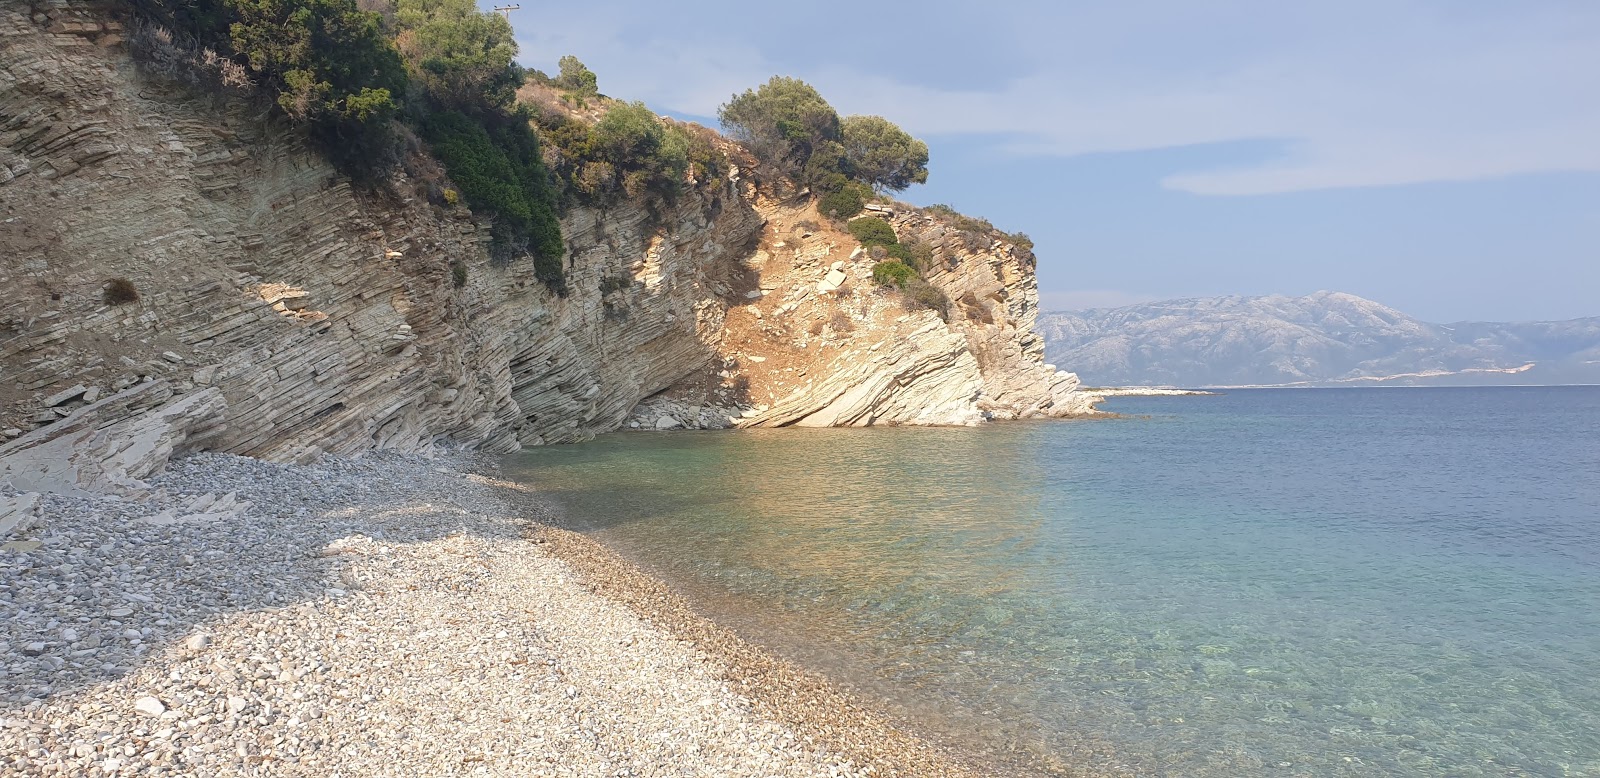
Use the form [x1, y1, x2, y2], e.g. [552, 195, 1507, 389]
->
[1037, 291, 1600, 387]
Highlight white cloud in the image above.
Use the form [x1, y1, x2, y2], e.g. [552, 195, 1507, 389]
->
[503, 1, 1600, 195]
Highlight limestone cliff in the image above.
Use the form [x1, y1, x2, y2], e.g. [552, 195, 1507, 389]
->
[0, 3, 1095, 497]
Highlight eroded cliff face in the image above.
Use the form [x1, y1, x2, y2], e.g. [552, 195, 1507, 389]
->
[0, 3, 1093, 498]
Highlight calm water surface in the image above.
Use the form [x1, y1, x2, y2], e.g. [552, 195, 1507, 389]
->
[505, 387, 1600, 776]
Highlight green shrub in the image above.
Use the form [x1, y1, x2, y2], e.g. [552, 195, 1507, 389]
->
[847, 217, 898, 247]
[103, 277, 140, 306]
[1009, 231, 1036, 265]
[904, 278, 950, 319]
[450, 261, 468, 288]
[535, 103, 717, 206]
[131, 0, 410, 181]
[903, 240, 936, 273]
[418, 109, 565, 287]
[394, 0, 521, 110]
[817, 184, 865, 220]
[871, 260, 917, 288]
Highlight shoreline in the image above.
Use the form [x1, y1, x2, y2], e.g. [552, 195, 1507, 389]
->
[0, 449, 1006, 776]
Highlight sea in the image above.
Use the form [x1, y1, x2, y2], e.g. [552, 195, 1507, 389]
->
[503, 386, 1600, 776]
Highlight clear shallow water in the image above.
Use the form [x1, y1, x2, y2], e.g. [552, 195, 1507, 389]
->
[505, 387, 1600, 776]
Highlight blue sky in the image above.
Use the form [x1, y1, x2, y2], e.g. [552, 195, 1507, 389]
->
[487, 1, 1599, 322]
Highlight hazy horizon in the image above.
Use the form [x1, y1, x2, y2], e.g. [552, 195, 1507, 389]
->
[1038, 289, 1599, 322]
[487, 0, 1599, 323]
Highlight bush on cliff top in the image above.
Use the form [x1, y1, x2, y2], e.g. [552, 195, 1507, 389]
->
[130, 0, 570, 291]
[131, 0, 407, 181]
[717, 77, 929, 195]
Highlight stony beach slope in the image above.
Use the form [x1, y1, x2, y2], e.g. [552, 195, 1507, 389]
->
[1, 451, 986, 777]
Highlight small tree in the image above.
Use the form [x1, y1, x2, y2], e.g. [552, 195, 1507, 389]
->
[841, 115, 929, 192]
[394, 0, 520, 109]
[718, 76, 841, 182]
[555, 55, 598, 97]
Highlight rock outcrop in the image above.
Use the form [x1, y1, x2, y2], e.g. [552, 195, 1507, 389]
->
[0, 2, 1094, 499]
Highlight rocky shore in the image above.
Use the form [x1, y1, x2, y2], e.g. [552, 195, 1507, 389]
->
[0, 450, 985, 777]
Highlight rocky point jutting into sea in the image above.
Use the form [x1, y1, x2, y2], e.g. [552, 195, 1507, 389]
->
[1, 3, 1093, 776]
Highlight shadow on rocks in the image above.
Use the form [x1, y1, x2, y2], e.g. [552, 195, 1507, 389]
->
[0, 450, 522, 710]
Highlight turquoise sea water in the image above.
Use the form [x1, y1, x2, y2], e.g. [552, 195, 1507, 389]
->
[505, 387, 1600, 776]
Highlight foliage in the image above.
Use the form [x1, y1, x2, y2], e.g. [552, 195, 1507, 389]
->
[871, 260, 917, 288]
[130, 0, 570, 286]
[717, 76, 841, 183]
[846, 217, 898, 247]
[417, 109, 565, 286]
[598, 274, 632, 295]
[127, 18, 254, 94]
[555, 55, 599, 98]
[1009, 231, 1036, 266]
[103, 278, 141, 306]
[882, 242, 914, 263]
[129, 0, 408, 181]
[393, 0, 520, 110]
[450, 260, 468, 288]
[902, 240, 936, 273]
[903, 278, 950, 318]
[534, 102, 720, 205]
[840, 115, 929, 193]
[817, 182, 868, 220]
[717, 77, 932, 203]
[227, 0, 406, 118]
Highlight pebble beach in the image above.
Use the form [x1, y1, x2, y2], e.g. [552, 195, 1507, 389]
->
[0, 451, 983, 777]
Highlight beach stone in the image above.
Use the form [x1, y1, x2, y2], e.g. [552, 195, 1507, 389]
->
[134, 697, 165, 716]
[185, 634, 210, 650]
[654, 416, 681, 430]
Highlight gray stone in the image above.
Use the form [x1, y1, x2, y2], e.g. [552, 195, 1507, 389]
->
[134, 696, 166, 716]
[43, 384, 88, 407]
[653, 416, 681, 430]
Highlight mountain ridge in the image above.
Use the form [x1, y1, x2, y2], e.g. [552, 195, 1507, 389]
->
[1038, 291, 1600, 387]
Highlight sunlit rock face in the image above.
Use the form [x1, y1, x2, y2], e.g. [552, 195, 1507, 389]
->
[0, 2, 1094, 485]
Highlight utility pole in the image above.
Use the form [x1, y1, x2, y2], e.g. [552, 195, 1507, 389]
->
[492, 4, 519, 23]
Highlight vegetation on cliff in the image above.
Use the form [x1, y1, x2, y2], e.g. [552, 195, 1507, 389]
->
[717, 77, 928, 218]
[123, 1, 1016, 298]
[846, 219, 948, 317]
[128, 0, 567, 288]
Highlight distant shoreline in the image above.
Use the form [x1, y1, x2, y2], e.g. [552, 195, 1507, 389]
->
[1083, 386, 1217, 397]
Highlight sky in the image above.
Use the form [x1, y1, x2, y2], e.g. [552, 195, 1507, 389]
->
[486, 1, 1600, 322]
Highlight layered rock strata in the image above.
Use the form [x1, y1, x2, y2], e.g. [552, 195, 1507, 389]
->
[0, 3, 1095, 501]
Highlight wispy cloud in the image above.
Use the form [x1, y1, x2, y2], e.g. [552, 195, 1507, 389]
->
[502, 0, 1600, 195]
